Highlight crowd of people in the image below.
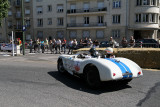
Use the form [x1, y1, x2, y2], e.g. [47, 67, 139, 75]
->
[26, 36, 136, 54]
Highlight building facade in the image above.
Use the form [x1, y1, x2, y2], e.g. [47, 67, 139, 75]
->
[32, 0, 67, 41]
[0, 0, 33, 42]
[0, 0, 160, 43]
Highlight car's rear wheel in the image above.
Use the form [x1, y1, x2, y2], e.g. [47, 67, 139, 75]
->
[57, 59, 65, 73]
[85, 66, 101, 88]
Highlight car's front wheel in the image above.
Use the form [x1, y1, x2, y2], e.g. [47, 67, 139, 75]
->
[85, 66, 101, 88]
[57, 59, 65, 73]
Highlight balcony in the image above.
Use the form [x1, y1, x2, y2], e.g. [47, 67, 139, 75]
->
[67, 22, 107, 29]
[67, 7, 107, 15]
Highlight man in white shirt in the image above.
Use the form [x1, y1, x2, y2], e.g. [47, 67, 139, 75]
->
[56, 39, 61, 54]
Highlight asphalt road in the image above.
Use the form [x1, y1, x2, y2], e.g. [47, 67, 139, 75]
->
[0, 53, 160, 107]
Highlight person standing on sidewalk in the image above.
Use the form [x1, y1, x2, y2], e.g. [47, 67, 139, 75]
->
[49, 40, 53, 54]
[37, 38, 40, 53]
[29, 39, 33, 53]
[56, 39, 61, 54]
[68, 39, 73, 54]
[61, 38, 67, 54]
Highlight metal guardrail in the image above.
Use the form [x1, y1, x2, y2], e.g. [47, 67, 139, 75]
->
[67, 7, 107, 14]
[121, 43, 159, 48]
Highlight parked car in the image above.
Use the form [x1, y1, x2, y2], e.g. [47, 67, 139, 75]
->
[135, 39, 159, 48]
[99, 41, 110, 48]
[57, 51, 143, 88]
[0, 43, 16, 52]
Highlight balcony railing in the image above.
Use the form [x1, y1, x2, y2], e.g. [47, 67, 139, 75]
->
[67, 22, 107, 27]
[14, 25, 22, 30]
[67, 7, 107, 14]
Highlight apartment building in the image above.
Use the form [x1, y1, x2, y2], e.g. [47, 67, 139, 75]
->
[0, 0, 160, 43]
[66, 0, 160, 42]
[33, 0, 66, 40]
[0, 0, 33, 42]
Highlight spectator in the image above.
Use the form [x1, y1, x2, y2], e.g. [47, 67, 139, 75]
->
[72, 39, 78, 51]
[29, 39, 33, 53]
[61, 38, 67, 54]
[53, 39, 57, 54]
[56, 39, 61, 54]
[93, 39, 99, 48]
[45, 38, 49, 52]
[88, 38, 93, 48]
[129, 36, 135, 48]
[68, 39, 73, 54]
[83, 38, 88, 48]
[40, 39, 45, 53]
[78, 39, 84, 48]
[109, 37, 118, 48]
[37, 38, 40, 53]
[121, 37, 128, 48]
[49, 40, 53, 54]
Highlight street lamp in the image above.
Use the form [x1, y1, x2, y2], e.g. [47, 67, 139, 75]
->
[21, 0, 25, 55]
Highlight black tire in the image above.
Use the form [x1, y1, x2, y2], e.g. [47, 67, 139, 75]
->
[85, 67, 101, 88]
[57, 59, 65, 73]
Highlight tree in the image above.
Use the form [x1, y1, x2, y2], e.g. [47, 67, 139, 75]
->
[0, 0, 10, 26]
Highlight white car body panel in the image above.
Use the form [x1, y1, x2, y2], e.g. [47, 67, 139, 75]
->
[58, 54, 143, 82]
[1, 44, 16, 51]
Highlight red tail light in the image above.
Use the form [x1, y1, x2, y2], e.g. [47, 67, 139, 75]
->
[113, 73, 116, 76]
[138, 72, 141, 75]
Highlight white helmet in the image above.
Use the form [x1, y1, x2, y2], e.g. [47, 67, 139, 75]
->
[105, 47, 113, 54]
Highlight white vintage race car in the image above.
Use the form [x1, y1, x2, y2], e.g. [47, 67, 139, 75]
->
[57, 52, 143, 88]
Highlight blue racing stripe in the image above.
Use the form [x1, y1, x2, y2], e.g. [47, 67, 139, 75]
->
[105, 58, 126, 74]
[105, 58, 132, 78]
[119, 62, 132, 78]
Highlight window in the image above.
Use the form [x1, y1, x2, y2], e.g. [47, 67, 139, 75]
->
[8, 21, 12, 28]
[98, 1, 104, 9]
[70, 31, 77, 39]
[37, 6, 43, 14]
[83, 31, 90, 38]
[37, 31, 43, 39]
[48, 5, 52, 12]
[37, 19, 43, 27]
[112, 30, 120, 38]
[84, 2, 89, 12]
[57, 4, 63, 13]
[48, 18, 52, 25]
[8, 10, 12, 16]
[143, 0, 149, 5]
[96, 30, 104, 39]
[136, 14, 141, 22]
[57, 31, 64, 39]
[25, 0, 30, 2]
[84, 17, 89, 25]
[113, 0, 121, 8]
[25, 9, 30, 14]
[70, 4, 76, 13]
[137, 0, 142, 5]
[143, 14, 149, 22]
[26, 20, 30, 27]
[98, 16, 104, 24]
[112, 15, 120, 23]
[57, 18, 63, 26]
[150, 0, 156, 5]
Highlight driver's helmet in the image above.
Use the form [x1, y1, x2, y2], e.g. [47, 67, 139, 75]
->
[89, 47, 98, 57]
[104, 47, 113, 54]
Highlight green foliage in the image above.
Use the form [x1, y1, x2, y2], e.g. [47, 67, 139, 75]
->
[0, 0, 10, 25]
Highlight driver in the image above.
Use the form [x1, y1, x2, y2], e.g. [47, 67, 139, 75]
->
[104, 47, 115, 58]
[89, 47, 99, 58]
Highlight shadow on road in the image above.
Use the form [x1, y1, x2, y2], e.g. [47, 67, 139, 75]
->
[48, 71, 132, 95]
